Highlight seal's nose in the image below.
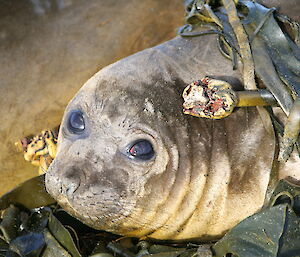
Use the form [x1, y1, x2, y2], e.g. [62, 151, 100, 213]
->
[45, 160, 83, 201]
[60, 167, 82, 200]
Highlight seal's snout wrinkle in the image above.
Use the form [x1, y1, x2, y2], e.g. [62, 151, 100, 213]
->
[45, 27, 299, 240]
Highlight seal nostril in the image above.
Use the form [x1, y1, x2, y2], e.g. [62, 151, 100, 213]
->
[68, 184, 77, 193]
[63, 180, 80, 199]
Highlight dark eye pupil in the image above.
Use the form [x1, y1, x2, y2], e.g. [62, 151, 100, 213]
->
[129, 140, 154, 160]
[68, 111, 85, 133]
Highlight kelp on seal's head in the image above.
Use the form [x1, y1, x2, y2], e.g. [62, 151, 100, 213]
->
[45, 49, 198, 239]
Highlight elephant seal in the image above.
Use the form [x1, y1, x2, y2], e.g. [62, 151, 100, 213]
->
[45, 18, 300, 242]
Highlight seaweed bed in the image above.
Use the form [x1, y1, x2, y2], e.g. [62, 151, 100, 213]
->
[0, 176, 300, 257]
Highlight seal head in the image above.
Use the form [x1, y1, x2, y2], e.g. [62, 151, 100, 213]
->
[46, 35, 276, 241]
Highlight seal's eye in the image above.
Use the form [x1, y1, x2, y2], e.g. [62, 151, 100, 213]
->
[128, 140, 154, 160]
[68, 111, 85, 134]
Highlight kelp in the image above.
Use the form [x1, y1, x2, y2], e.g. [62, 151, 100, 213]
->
[179, 0, 300, 162]
[1, 176, 300, 256]
[0, 175, 55, 211]
[212, 179, 300, 257]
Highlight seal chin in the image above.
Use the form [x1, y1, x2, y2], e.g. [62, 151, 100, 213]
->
[57, 192, 131, 233]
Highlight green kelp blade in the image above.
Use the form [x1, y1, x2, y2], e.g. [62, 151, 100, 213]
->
[0, 238, 9, 257]
[250, 38, 294, 115]
[268, 179, 300, 257]
[0, 205, 21, 243]
[179, 248, 211, 257]
[277, 208, 300, 257]
[106, 242, 135, 257]
[42, 229, 72, 257]
[269, 179, 300, 212]
[241, 1, 300, 114]
[90, 254, 114, 257]
[212, 204, 287, 257]
[149, 245, 186, 254]
[143, 252, 187, 257]
[0, 175, 55, 211]
[47, 212, 81, 257]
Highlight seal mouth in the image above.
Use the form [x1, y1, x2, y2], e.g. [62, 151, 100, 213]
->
[54, 191, 133, 233]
